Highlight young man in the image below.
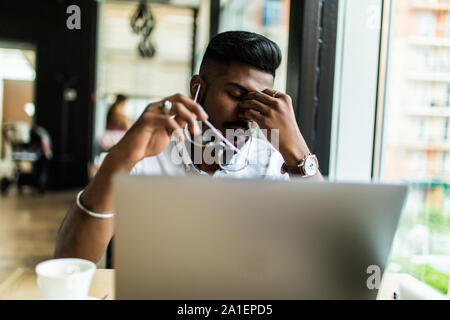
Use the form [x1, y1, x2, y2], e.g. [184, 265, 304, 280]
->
[54, 31, 322, 263]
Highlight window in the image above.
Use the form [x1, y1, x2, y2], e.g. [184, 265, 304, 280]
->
[409, 151, 427, 174]
[446, 12, 450, 37]
[446, 85, 450, 107]
[379, 0, 450, 294]
[444, 118, 450, 141]
[416, 118, 427, 141]
[418, 12, 436, 37]
[437, 152, 450, 174]
[331, 0, 450, 295]
[413, 82, 431, 107]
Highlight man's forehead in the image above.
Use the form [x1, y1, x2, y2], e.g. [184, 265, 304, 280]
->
[217, 61, 274, 92]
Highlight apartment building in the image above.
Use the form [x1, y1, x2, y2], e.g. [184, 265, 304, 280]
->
[384, 0, 450, 262]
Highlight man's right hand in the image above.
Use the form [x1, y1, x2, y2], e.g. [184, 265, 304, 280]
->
[54, 93, 208, 262]
[107, 93, 208, 171]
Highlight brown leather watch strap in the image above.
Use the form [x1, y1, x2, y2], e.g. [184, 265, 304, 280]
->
[280, 162, 305, 175]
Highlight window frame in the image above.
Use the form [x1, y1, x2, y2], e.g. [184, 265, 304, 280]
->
[328, 0, 385, 182]
[286, 0, 339, 177]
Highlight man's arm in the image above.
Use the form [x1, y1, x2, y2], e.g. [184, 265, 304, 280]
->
[54, 153, 130, 262]
[240, 89, 324, 181]
[54, 94, 207, 263]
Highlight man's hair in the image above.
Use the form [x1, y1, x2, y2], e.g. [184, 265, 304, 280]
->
[199, 31, 282, 78]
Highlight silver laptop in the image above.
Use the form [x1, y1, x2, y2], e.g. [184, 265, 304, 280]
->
[113, 175, 407, 299]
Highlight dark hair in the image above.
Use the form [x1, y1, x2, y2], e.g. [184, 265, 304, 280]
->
[199, 31, 282, 77]
[106, 94, 128, 126]
[114, 94, 128, 105]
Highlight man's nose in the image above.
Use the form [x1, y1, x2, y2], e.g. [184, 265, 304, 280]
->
[235, 101, 245, 113]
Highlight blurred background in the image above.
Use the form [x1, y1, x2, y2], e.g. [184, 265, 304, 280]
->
[0, 0, 448, 296]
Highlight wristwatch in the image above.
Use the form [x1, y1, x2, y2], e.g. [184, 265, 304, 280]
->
[281, 154, 319, 177]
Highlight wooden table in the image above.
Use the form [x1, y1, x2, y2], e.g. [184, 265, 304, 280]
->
[0, 268, 414, 300]
[0, 268, 115, 300]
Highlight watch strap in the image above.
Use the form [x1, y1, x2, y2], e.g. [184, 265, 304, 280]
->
[281, 161, 305, 176]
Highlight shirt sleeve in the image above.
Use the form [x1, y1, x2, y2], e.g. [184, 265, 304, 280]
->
[130, 164, 138, 176]
[261, 141, 290, 181]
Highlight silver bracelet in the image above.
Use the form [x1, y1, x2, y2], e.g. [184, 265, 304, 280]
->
[76, 190, 115, 219]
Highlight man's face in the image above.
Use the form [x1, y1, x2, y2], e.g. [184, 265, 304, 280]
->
[200, 61, 274, 135]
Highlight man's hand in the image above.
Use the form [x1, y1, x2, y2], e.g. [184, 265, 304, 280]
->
[54, 93, 208, 262]
[238, 89, 311, 167]
[108, 93, 208, 171]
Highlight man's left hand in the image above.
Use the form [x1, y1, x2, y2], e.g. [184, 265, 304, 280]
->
[238, 88, 311, 167]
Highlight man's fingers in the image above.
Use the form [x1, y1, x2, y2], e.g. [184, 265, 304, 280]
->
[243, 89, 292, 111]
[136, 92, 217, 142]
[142, 93, 209, 125]
[262, 88, 290, 102]
[164, 117, 184, 142]
[239, 99, 270, 115]
[174, 118, 187, 129]
[141, 113, 184, 142]
[170, 102, 201, 135]
[242, 90, 277, 107]
[169, 93, 209, 121]
[238, 108, 265, 123]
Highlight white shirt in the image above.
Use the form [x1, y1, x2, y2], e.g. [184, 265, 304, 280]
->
[130, 136, 289, 180]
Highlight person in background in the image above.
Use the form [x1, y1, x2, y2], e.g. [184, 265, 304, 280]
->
[100, 94, 134, 151]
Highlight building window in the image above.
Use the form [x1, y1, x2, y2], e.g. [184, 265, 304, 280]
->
[418, 12, 436, 37]
[412, 118, 427, 141]
[380, 0, 450, 294]
[263, 0, 282, 27]
[446, 12, 450, 38]
[446, 85, 450, 107]
[444, 118, 450, 141]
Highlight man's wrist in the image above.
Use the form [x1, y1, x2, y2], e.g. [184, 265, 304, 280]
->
[280, 144, 310, 167]
[80, 152, 128, 215]
[104, 150, 136, 173]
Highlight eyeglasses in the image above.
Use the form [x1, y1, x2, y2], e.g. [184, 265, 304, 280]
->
[184, 127, 272, 173]
[183, 126, 251, 172]
[216, 133, 253, 172]
[184, 83, 270, 173]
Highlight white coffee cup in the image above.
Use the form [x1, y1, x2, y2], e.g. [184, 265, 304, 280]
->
[35, 258, 96, 300]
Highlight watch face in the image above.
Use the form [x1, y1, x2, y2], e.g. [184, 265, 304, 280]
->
[304, 156, 318, 176]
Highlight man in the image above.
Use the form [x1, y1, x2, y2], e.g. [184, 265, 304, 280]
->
[54, 31, 322, 263]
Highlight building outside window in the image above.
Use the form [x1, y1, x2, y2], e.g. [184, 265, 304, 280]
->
[381, 0, 450, 294]
[447, 84, 450, 106]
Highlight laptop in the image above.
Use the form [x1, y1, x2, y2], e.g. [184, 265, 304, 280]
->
[113, 175, 407, 299]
